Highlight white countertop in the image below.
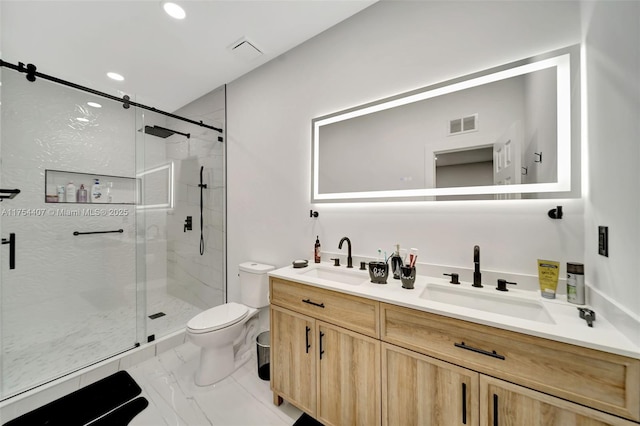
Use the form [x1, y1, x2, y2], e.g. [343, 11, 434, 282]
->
[269, 262, 640, 359]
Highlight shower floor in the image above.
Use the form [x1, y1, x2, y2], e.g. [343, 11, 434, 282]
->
[1, 286, 203, 399]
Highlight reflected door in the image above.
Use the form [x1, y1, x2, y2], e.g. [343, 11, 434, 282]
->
[0, 70, 140, 398]
[493, 122, 522, 200]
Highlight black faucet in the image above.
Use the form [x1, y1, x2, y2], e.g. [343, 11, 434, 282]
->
[338, 237, 353, 268]
[473, 245, 482, 287]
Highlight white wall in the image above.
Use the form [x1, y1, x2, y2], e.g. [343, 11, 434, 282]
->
[226, 1, 585, 304]
[582, 1, 640, 316]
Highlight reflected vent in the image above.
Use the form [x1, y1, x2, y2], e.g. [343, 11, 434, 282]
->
[448, 114, 478, 135]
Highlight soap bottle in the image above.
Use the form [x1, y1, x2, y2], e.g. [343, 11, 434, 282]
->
[77, 184, 88, 203]
[66, 181, 76, 203]
[91, 179, 102, 203]
[314, 236, 321, 263]
[390, 243, 403, 280]
[567, 262, 585, 305]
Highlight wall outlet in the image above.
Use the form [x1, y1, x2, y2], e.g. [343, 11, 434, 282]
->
[598, 226, 608, 257]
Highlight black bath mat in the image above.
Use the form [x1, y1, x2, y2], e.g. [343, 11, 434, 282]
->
[293, 413, 324, 426]
[3, 370, 144, 426]
[88, 396, 149, 426]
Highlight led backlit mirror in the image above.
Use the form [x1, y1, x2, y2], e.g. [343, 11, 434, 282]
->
[312, 45, 579, 202]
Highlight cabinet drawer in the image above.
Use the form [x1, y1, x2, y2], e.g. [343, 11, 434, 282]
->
[381, 303, 640, 422]
[270, 278, 379, 338]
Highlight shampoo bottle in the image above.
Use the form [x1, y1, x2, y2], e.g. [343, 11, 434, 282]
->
[77, 184, 88, 203]
[66, 181, 76, 203]
[314, 236, 321, 263]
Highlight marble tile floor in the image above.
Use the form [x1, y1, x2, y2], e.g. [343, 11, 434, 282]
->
[126, 341, 303, 426]
[2, 289, 203, 398]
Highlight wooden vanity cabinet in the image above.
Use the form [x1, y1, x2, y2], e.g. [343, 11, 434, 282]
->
[382, 343, 479, 426]
[481, 376, 637, 426]
[271, 277, 640, 425]
[270, 278, 381, 426]
[380, 302, 640, 423]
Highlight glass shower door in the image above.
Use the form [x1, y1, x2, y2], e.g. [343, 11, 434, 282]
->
[0, 70, 140, 399]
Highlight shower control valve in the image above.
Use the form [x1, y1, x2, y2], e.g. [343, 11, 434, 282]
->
[184, 216, 193, 232]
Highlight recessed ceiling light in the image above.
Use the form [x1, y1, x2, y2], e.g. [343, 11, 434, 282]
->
[162, 1, 186, 19]
[87, 101, 102, 108]
[76, 117, 89, 122]
[107, 72, 124, 81]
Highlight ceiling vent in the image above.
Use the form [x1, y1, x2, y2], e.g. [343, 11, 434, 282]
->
[228, 37, 263, 61]
[448, 113, 478, 136]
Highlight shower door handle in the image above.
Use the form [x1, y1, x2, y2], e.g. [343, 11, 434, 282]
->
[2, 233, 16, 269]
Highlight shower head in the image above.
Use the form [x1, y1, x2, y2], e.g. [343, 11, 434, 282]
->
[140, 125, 190, 139]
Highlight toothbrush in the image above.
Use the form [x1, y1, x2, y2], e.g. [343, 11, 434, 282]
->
[377, 248, 382, 262]
[409, 248, 419, 267]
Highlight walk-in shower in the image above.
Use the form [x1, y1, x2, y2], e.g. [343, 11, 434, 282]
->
[0, 61, 226, 400]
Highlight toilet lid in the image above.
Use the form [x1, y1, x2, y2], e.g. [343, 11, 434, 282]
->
[187, 302, 249, 333]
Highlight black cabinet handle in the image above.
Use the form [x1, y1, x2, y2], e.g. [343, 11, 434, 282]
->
[1, 233, 15, 270]
[305, 326, 311, 354]
[493, 394, 498, 426]
[302, 298, 325, 308]
[319, 331, 325, 360]
[462, 382, 467, 424]
[454, 342, 505, 360]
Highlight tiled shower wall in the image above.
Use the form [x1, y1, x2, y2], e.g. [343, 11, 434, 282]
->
[161, 87, 226, 311]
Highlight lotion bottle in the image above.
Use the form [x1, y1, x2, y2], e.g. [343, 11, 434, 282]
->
[91, 179, 102, 203]
[314, 236, 321, 263]
[66, 181, 76, 203]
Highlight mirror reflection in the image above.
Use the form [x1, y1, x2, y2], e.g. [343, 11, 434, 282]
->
[312, 46, 576, 202]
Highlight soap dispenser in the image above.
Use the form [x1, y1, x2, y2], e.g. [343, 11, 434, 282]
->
[390, 244, 403, 280]
[314, 236, 321, 263]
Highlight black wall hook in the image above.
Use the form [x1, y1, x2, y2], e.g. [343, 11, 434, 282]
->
[548, 205, 563, 219]
[310, 210, 319, 218]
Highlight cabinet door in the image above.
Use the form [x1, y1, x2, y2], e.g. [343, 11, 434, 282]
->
[270, 306, 316, 415]
[317, 321, 381, 426]
[481, 375, 636, 426]
[382, 343, 479, 426]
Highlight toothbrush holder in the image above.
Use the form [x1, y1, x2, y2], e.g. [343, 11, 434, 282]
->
[400, 266, 416, 289]
[368, 261, 389, 284]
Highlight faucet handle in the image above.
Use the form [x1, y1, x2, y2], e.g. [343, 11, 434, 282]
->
[496, 279, 517, 292]
[443, 273, 460, 284]
[330, 258, 340, 267]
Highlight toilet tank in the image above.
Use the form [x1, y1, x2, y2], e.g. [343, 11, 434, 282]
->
[239, 261, 275, 308]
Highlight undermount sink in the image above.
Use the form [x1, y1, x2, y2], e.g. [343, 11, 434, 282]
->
[420, 283, 555, 324]
[300, 266, 367, 286]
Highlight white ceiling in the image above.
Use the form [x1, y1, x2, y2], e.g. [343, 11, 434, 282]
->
[0, 0, 375, 112]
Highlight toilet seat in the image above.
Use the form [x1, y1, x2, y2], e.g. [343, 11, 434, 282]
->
[187, 302, 249, 334]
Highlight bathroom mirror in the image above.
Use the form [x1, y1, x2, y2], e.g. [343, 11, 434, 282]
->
[312, 45, 579, 202]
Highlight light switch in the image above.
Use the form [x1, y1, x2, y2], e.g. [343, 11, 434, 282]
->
[598, 226, 608, 257]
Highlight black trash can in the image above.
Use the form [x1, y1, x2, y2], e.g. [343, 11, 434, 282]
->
[256, 331, 270, 381]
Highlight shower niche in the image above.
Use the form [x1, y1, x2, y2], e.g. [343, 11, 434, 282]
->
[45, 169, 137, 204]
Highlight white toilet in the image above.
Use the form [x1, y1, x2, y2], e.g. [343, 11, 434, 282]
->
[187, 261, 274, 386]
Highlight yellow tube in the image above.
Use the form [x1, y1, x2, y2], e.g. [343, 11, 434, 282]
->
[538, 259, 560, 299]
